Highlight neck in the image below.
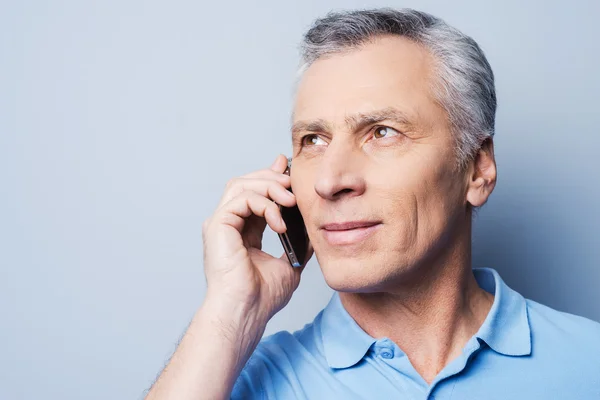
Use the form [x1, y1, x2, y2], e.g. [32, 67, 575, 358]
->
[338, 219, 494, 384]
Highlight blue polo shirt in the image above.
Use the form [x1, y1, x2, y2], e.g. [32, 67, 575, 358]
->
[231, 268, 600, 399]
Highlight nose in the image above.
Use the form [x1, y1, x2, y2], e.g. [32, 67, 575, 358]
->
[313, 145, 366, 201]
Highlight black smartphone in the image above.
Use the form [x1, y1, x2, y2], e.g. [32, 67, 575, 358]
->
[277, 157, 310, 268]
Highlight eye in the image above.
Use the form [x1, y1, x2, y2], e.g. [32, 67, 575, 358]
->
[372, 126, 401, 139]
[302, 134, 327, 146]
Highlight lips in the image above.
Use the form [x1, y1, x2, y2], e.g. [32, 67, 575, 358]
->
[320, 220, 382, 246]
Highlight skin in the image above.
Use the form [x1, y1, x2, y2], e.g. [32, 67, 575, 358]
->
[145, 34, 498, 399]
[290, 35, 497, 383]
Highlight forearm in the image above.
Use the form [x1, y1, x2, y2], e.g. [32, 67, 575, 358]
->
[145, 297, 267, 400]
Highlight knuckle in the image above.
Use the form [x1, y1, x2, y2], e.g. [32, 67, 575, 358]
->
[266, 180, 282, 197]
[269, 201, 281, 215]
[219, 212, 237, 226]
[239, 189, 255, 201]
[225, 177, 239, 190]
[269, 180, 281, 191]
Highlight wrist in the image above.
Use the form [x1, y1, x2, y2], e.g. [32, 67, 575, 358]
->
[198, 292, 268, 350]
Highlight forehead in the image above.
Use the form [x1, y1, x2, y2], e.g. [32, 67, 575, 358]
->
[292, 35, 440, 127]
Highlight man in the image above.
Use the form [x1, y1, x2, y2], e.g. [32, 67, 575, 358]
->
[146, 8, 600, 399]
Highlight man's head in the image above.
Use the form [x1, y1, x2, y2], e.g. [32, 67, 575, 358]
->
[290, 8, 497, 292]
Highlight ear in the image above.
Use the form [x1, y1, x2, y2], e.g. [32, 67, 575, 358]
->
[466, 138, 497, 207]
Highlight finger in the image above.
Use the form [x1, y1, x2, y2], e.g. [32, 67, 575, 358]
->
[240, 168, 291, 185]
[218, 178, 296, 209]
[217, 191, 287, 235]
[269, 154, 289, 173]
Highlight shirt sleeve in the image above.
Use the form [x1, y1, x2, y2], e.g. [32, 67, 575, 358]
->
[230, 353, 268, 400]
[231, 331, 308, 399]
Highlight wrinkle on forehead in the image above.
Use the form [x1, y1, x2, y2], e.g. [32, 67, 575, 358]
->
[290, 37, 452, 141]
[293, 38, 437, 113]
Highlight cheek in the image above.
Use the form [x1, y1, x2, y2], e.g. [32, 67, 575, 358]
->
[377, 182, 420, 250]
[411, 163, 465, 241]
[362, 168, 421, 251]
[291, 176, 316, 223]
[377, 158, 452, 234]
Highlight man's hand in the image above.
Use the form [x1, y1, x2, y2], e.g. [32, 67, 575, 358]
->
[145, 154, 310, 400]
[202, 153, 306, 325]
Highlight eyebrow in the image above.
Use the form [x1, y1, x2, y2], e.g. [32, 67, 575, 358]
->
[290, 107, 414, 141]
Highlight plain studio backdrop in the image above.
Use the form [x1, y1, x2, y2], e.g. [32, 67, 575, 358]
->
[1, 0, 599, 398]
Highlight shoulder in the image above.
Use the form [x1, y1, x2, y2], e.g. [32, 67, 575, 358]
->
[526, 298, 600, 355]
[252, 311, 325, 364]
[526, 299, 600, 339]
[231, 312, 326, 399]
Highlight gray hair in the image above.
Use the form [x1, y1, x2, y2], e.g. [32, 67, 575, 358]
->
[295, 8, 496, 169]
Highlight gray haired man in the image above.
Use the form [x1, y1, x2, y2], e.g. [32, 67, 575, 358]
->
[146, 8, 600, 399]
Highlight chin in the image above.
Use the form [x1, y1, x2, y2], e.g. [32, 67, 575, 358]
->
[316, 252, 402, 293]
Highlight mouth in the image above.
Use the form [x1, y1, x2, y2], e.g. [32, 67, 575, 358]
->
[320, 221, 382, 246]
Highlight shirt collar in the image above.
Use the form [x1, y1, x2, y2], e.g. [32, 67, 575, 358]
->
[320, 292, 376, 369]
[472, 267, 531, 356]
[320, 267, 531, 369]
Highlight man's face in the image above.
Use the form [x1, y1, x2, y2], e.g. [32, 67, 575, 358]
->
[291, 35, 472, 292]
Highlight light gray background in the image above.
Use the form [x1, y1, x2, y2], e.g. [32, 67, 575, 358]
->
[2, 0, 599, 399]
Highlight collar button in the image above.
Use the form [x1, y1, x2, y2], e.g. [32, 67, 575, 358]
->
[380, 351, 393, 359]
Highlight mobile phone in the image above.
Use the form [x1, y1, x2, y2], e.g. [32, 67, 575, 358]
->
[277, 157, 310, 268]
